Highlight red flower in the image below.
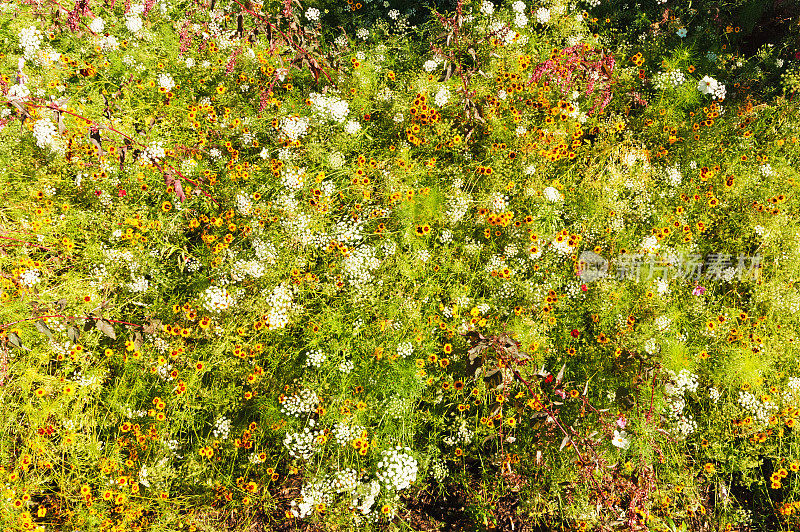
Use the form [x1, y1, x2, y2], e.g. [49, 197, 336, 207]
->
[118, 189, 127, 197]
[94, 190, 102, 197]
[581, 284, 588, 291]
[544, 374, 554, 384]
[571, 329, 580, 338]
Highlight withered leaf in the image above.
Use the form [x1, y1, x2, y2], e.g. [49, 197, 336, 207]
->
[35, 320, 53, 340]
[67, 326, 80, 344]
[95, 319, 116, 340]
[8, 332, 29, 351]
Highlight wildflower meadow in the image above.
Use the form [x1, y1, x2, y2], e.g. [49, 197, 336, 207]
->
[2, 0, 800, 530]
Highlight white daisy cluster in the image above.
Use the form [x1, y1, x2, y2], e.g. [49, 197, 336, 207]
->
[186, 257, 201, 272]
[333, 422, 364, 446]
[489, 192, 509, 212]
[156, 363, 174, 381]
[344, 120, 362, 135]
[423, 59, 438, 73]
[655, 315, 671, 331]
[211, 415, 232, 439]
[280, 165, 306, 191]
[18, 26, 43, 60]
[338, 359, 354, 373]
[289, 477, 333, 518]
[305, 348, 327, 368]
[535, 7, 550, 24]
[32, 118, 58, 150]
[356, 27, 369, 40]
[396, 341, 413, 358]
[664, 165, 682, 187]
[158, 73, 175, 92]
[89, 17, 105, 33]
[126, 12, 144, 33]
[328, 151, 346, 169]
[284, 420, 324, 460]
[264, 281, 296, 329]
[760, 163, 774, 177]
[253, 239, 277, 264]
[442, 418, 473, 446]
[308, 92, 350, 123]
[280, 116, 310, 141]
[305, 7, 320, 21]
[235, 192, 252, 216]
[342, 245, 381, 287]
[662, 369, 699, 438]
[643, 337, 660, 355]
[376, 446, 418, 492]
[789, 377, 800, 394]
[351, 479, 382, 515]
[140, 141, 166, 165]
[201, 285, 235, 313]
[332, 468, 360, 494]
[543, 186, 563, 203]
[738, 391, 777, 426]
[281, 388, 320, 418]
[434, 86, 450, 107]
[653, 70, 686, 90]
[445, 191, 471, 225]
[665, 369, 699, 395]
[430, 457, 448, 481]
[480, 0, 494, 15]
[709, 386, 720, 403]
[230, 259, 266, 282]
[19, 269, 41, 288]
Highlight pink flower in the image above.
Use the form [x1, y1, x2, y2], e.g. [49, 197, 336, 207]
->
[616, 416, 627, 429]
[692, 284, 706, 296]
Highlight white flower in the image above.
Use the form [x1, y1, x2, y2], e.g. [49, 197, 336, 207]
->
[388, 9, 400, 20]
[676, 28, 687, 38]
[612, 430, 631, 450]
[512, 0, 525, 12]
[423, 60, 438, 73]
[697, 75, 718, 95]
[158, 73, 175, 91]
[535, 7, 550, 24]
[434, 86, 450, 107]
[305, 7, 320, 21]
[356, 28, 369, 40]
[480, 0, 494, 15]
[125, 14, 143, 33]
[344, 120, 361, 135]
[90, 17, 105, 33]
[543, 186, 562, 202]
